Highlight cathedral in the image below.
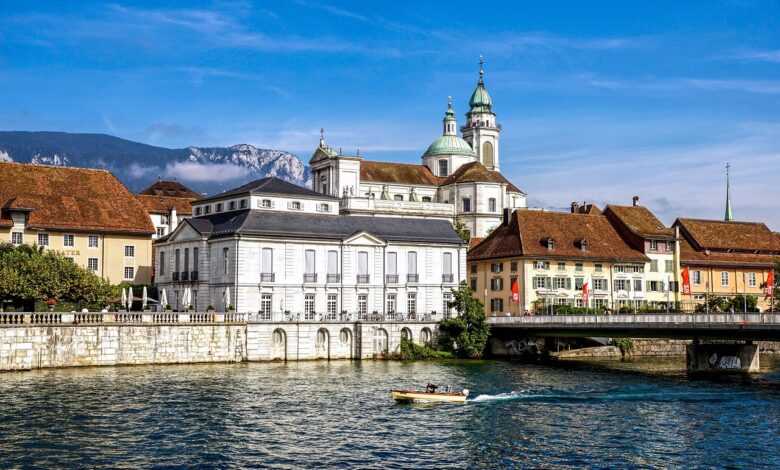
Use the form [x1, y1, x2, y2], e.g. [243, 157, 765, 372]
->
[310, 60, 526, 239]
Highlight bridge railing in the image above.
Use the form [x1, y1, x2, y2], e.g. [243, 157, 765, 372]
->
[0, 312, 249, 326]
[488, 313, 780, 325]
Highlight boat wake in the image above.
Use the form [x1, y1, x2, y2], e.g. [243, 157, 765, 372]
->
[468, 391, 526, 402]
[468, 388, 754, 404]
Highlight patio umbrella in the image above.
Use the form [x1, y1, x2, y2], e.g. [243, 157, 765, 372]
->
[121, 288, 127, 310]
[160, 288, 168, 310]
[127, 287, 134, 311]
[184, 287, 191, 310]
[142, 286, 148, 310]
[224, 288, 231, 311]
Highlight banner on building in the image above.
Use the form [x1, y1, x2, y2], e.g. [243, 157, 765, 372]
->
[511, 278, 520, 303]
[766, 270, 775, 298]
[681, 267, 691, 295]
[582, 278, 589, 305]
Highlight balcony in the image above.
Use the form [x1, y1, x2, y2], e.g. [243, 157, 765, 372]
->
[172, 272, 180, 281]
[339, 196, 455, 219]
[326, 274, 340, 283]
[442, 274, 454, 283]
[385, 274, 399, 284]
[191, 271, 199, 281]
[181, 271, 189, 281]
[407, 274, 419, 283]
[260, 273, 275, 282]
[357, 274, 370, 284]
[303, 273, 317, 283]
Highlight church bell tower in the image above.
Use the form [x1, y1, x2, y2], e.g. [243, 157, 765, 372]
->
[461, 56, 501, 171]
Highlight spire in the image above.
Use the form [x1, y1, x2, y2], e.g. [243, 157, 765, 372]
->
[468, 55, 493, 114]
[479, 55, 485, 84]
[724, 162, 734, 221]
[319, 128, 325, 147]
[443, 96, 456, 136]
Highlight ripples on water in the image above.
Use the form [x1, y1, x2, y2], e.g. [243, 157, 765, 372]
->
[1, 357, 779, 469]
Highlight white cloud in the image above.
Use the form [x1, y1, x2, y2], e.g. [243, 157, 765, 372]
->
[729, 49, 780, 63]
[127, 163, 159, 179]
[164, 161, 249, 182]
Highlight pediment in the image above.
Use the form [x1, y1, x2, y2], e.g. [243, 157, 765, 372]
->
[167, 222, 203, 242]
[310, 147, 335, 164]
[343, 231, 386, 246]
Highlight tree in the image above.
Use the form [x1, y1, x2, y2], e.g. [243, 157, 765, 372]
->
[438, 282, 490, 358]
[452, 219, 471, 243]
[0, 243, 114, 310]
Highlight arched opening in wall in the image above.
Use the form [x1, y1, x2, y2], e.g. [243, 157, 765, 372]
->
[400, 327, 412, 342]
[272, 328, 287, 361]
[420, 327, 433, 346]
[316, 328, 330, 360]
[482, 142, 494, 168]
[374, 328, 389, 357]
[339, 328, 353, 359]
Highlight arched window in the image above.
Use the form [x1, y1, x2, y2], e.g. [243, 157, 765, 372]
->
[482, 141, 494, 167]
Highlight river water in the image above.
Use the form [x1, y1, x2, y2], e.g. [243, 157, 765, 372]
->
[1, 357, 779, 469]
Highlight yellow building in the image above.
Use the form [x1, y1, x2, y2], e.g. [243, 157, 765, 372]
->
[675, 218, 779, 311]
[0, 162, 154, 284]
[468, 209, 650, 315]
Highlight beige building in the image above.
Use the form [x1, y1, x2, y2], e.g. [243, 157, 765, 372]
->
[0, 162, 155, 284]
[468, 209, 650, 315]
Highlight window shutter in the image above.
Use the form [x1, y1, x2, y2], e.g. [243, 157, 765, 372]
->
[566, 278, 572, 290]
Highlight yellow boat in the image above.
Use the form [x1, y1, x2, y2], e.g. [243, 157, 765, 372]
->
[391, 388, 469, 403]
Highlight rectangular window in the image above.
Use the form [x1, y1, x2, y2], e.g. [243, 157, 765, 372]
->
[11, 232, 22, 245]
[488, 198, 497, 212]
[216, 203, 223, 212]
[557, 262, 566, 271]
[634, 279, 643, 292]
[439, 159, 448, 177]
[156, 227, 166, 238]
[721, 271, 729, 287]
[470, 279, 477, 291]
[462, 198, 471, 213]
[387, 252, 397, 274]
[327, 294, 337, 319]
[193, 248, 199, 273]
[358, 294, 368, 317]
[666, 241, 674, 252]
[240, 199, 247, 209]
[304, 294, 315, 320]
[650, 240, 659, 251]
[665, 260, 674, 272]
[510, 261, 518, 272]
[407, 252, 417, 275]
[490, 298, 504, 313]
[175, 249, 181, 273]
[575, 263, 583, 272]
[534, 261, 549, 270]
[490, 277, 504, 291]
[88, 258, 99, 272]
[533, 276, 549, 289]
[358, 251, 369, 275]
[693, 270, 701, 285]
[223, 247, 229, 275]
[124, 245, 135, 257]
[38, 233, 49, 246]
[204, 205, 211, 214]
[229, 201, 235, 211]
[394, 194, 404, 201]
[407, 292, 417, 315]
[262, 199, 272, 208]
[260, 293, 272, 317]
[159, 251, 166, 276]
[305, 250, 316, 274]
[386, 293, 397, 314]
[471, 263, 477, 274]
[88, 235, 99, 248]
[593, 278, 608, 291]
[553, 277, 570, 290]
[575, 277, 584, 290]
[124, 266, 135, 280]
[747, 272, 757, 288]
[195, 207, 202, 216]
[262, 248, 273, 275]
[442, 252, 453, 282]
[650, 260, 658, 272]
[290, 201, 302, 210]
[63, 234, 74, 247]
[594, 263, 603, 272]
[443, 291, 452, 316]
[614, 279, 630, 291]
[491, 262, 504, 273]
[183, 248, 189, 272]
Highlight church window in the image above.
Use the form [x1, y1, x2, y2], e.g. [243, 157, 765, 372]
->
[462, 198, 471, 213]
[482, 142, 495, 167]
[438, 159, 448, 177]
[488, 198, 497, 212]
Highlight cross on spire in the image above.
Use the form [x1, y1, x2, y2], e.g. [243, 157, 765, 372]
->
[319, 127, 325, 146]
[479, 55, 485, 81]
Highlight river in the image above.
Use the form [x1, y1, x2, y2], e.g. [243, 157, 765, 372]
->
[1, 357, 779, 468]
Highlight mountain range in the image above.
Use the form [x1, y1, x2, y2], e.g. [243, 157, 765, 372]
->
[0, 131, 312, 196]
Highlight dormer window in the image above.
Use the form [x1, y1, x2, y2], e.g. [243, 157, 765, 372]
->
[290, 201, 302, 210]
[229, 201, 236, 210]
[215, 203, 223, 212]
[578, 238, 589, 251]
[204, 205, 211, 214]
[394, 194, 404, 201]
[261, 199, 272, 208]
[240, 199, 247, 209]
[544, 238, 555, 250]
[195, 206, 202, 216]
[318, 203, 330, 212]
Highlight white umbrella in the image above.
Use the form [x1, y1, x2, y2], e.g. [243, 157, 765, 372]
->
[184, 287, 192, 310]
[142, 286, 148, 311]
[127, 287, 134, 311]
[224, 288, 231, 311]
[121, 288, 127, 309]
[160, 288, 168, 311]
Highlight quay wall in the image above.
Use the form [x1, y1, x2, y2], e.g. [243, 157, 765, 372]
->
[0, 314, 438, 371]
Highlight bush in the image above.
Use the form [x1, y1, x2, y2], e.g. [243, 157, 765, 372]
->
[438, 282, 490, 358]
[397, 338, 453, 360]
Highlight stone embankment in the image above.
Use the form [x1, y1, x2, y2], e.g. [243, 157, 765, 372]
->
[554, 339, 780, 359]
[0, 312, 439, 372]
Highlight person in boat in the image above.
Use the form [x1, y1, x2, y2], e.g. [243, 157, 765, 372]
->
[425, 383, 438, 393]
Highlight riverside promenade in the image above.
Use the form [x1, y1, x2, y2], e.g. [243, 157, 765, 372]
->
[0, 312, 439, 371]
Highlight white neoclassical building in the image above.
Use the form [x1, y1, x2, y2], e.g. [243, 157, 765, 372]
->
[310, 61, 526, 240]
[154, 177, 468, 317]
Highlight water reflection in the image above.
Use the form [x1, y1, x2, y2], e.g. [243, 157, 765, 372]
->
[1, 357, 779, 468]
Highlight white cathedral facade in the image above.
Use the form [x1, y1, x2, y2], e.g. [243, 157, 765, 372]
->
[309, 62, 526, 240]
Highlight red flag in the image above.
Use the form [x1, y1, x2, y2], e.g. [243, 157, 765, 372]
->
[511, 278, 520, 303]
[582, 279, 589, 305]
[681, 267, 691, 295]
[766, 270, 775, 298]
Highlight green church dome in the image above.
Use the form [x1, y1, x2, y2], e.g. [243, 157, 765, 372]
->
[423, 135, 476, 158]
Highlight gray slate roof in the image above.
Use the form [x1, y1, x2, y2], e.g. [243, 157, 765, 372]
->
[182, 210, 464, 244]
[199, 177, 337, 202]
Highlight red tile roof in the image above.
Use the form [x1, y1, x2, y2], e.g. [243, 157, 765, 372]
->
[440, 162, 524, 193]
[138, 180, 202, 198]
[605, 205, 675, 238]
[135, 195, 195, 215]
[679, 236, 776, 268]
[676, 218, 780, 252]
[469, 209, 648, 262]
[360, 161, 442, 186]
[0, 162, 155, 235]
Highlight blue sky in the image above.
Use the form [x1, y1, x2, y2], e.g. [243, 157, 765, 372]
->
[1, 1, 779, 227]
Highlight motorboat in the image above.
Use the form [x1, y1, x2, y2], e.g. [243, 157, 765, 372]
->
[391, 385, 469, 403]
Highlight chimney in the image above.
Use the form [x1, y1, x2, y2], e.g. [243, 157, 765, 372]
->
[170, 207, 178, 231]
[570, 201, 579, 213]
[632, 196, 640, 207]
[502, 208, 511, 226]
